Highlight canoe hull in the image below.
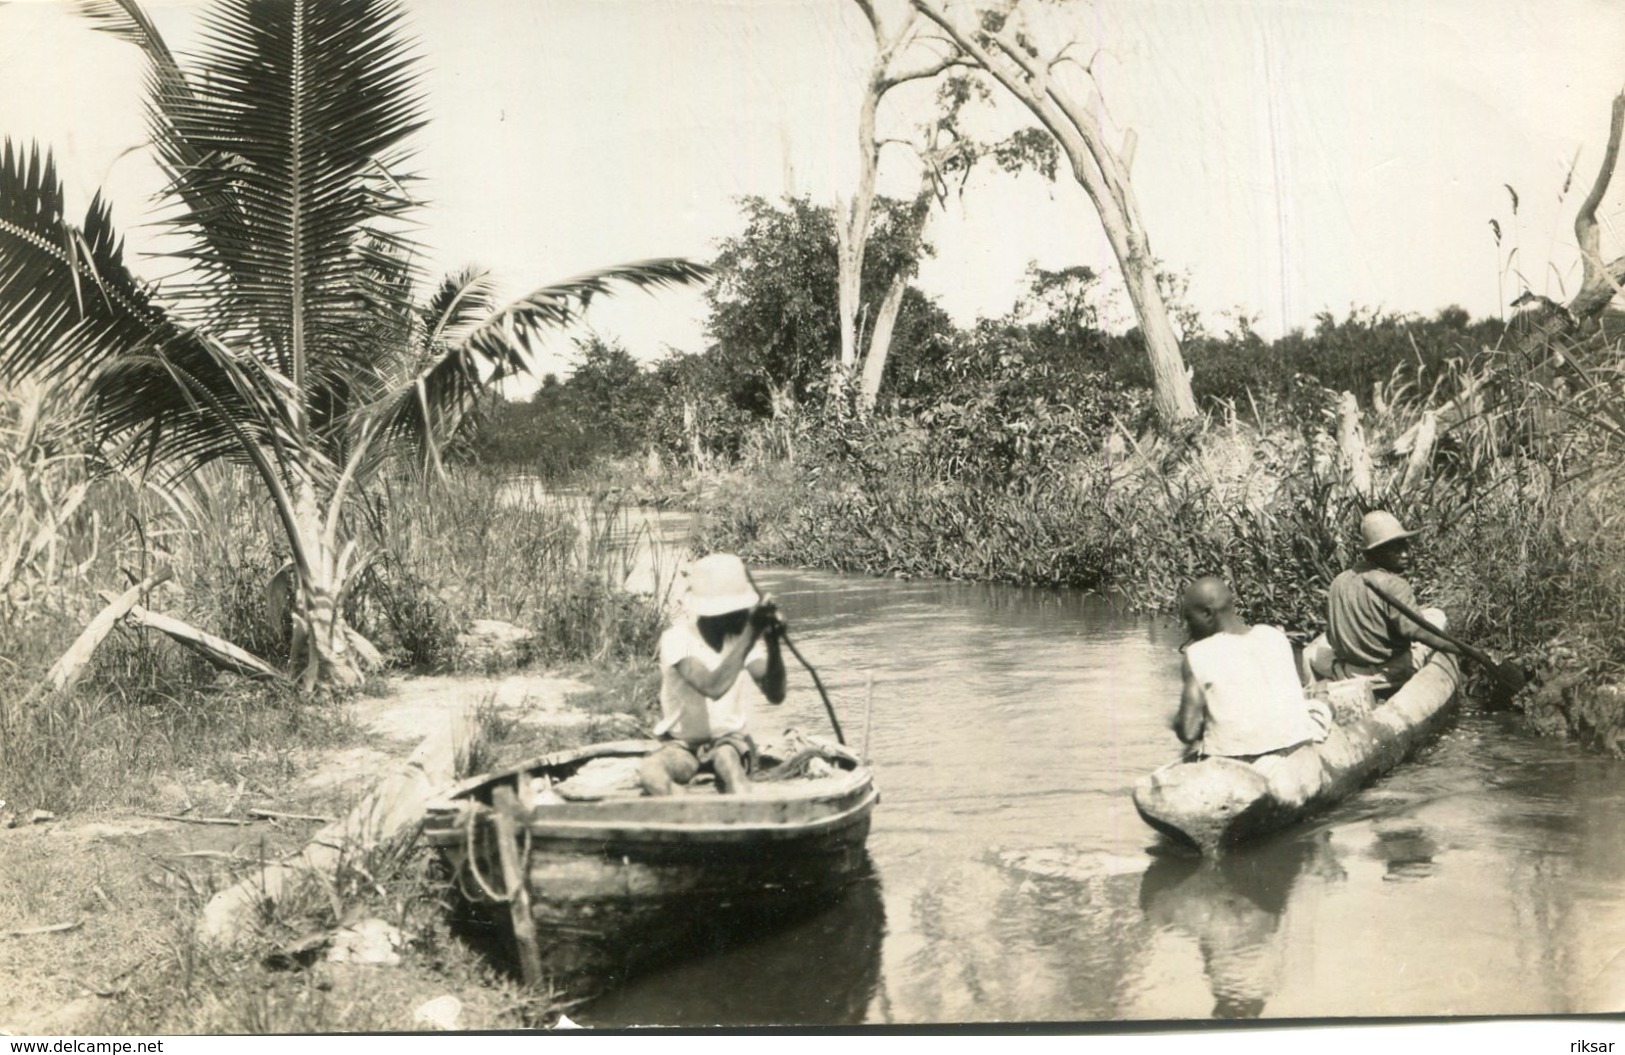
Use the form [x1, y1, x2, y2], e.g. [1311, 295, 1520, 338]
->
[492, 815, 872, 986]
[1133, 655, 1461, 854]
[425, 739, 879, 991]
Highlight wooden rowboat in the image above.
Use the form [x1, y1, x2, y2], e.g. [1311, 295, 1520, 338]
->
[423, 737, 879, 994]
[1133, 653, 1461, 854]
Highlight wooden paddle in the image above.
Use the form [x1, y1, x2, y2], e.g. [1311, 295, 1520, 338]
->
[1364, 579, 1526, 705]
[742, 566, 847, 745]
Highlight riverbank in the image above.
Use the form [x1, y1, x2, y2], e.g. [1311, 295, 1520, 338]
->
[0, 462, 678, 1031]
[648, 385, 1625, 758]
[0, 665, 646, 1034]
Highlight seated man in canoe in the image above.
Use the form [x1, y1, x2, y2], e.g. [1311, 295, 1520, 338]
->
[1305, 511, 1461, 689]
[639, 553, 787, 796]
[1175, 577, 1329, 763]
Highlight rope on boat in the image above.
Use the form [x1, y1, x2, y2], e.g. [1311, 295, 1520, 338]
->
[756, 747, 823, 782]
[456, 786, 536, 906]
[461, 802, 512, 903]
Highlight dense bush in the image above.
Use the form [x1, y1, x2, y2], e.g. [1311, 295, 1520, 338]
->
[1182, 306, 1506, 411]
[363, 470, 666, 671]
[470, 336, 667, 478]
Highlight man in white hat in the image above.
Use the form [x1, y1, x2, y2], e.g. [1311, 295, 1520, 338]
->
[1320, 511, 1459, 686]
[638, 553, 786, 796]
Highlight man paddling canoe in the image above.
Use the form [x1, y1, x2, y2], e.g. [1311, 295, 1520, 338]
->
[1174, 577, 1329, 762]
[1312, 511, 1462, 688]
[638, 553, 788, 796]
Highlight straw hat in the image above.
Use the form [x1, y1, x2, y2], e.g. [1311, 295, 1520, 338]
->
[1360, 511, 1417, 552]
[684, 553, 760, 616]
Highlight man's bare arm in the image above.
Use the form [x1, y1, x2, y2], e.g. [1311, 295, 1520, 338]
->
[749, 632, 787, 704]
[674, 628, 760, 700]
[1175, 654, 1206, 744]
[1399, 620, 1460, 655]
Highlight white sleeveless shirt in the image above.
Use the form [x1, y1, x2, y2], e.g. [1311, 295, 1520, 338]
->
[654, 620, 767, 744]
[1185, 625, 1319, 758]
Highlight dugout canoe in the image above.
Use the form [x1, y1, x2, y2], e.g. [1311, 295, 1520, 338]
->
[1132, 653, 1461, 855]
[423, 737, 879, 992]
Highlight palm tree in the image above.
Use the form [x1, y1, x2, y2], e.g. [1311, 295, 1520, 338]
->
[0, 0, 708, 690]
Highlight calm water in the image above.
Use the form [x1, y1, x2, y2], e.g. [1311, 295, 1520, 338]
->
[572, 565, 1625, 1026]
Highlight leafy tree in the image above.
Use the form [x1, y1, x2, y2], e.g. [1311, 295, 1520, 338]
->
[914, 0, 1199, 424]
[704, 194, 936, 415]
[0, 0, 706, 689]
[471, 336, 665, 477]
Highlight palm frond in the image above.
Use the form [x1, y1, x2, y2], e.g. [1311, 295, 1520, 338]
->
[464, 258, 713, 363]
[76, 0, 250, 284]
[418, 266, 499, 355]
[99, 337, 319, 582]
[87, 337, 307, 486]
[77, 0, 188, 109]
[76, 0, 177, 65]
[0, 141, 319, 486]
[0, 139, 170, 387]
[361, 258, 712, 469]
[139, 0, 427, 390]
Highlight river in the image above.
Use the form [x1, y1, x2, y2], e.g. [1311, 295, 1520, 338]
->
[567, 560, 1625, 1027]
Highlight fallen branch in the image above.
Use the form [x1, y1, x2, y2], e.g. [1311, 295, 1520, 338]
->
[141, 813, 248, 827]
[6, 920, 82, 938]
[98, 593, 287, 683]
[199, 700, 482, 945]
[32, 569, 173, 701]
[168, 850, 258, 862]
[247, 808, 333, 824]
[70, 977, 127, 999]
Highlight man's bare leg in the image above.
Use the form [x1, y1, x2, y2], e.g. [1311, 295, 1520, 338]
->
[711, 744, 751, 794]
[638, 745, 699, 796]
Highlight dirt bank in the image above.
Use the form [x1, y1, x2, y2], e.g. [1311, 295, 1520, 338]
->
[0, 670, 603, 1035]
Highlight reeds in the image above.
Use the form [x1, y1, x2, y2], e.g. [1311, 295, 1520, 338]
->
[0, 451, 684, 812]
[699, 326, 1625, 707]
[364, 469, 675, 670]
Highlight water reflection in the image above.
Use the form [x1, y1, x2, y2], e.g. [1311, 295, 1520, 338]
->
[1369, 821, 1440, 882]
[1140, 836, 1340, 1019]
[579, 868, 887, 1027]
[540, 564, 1625, 1023]
[885, 848, 1158, 1022]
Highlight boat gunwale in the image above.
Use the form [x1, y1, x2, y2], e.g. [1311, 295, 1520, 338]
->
[424, 780, 880, 846]
[431, 739, 668, 807]
[430, 737, 865, 805]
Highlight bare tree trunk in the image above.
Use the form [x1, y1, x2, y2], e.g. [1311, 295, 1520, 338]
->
[1399, 409, 1437, 494]
[859, 273, 908, 411]
[913, 0, 1197, 425]
[835, 72, 884, 397]
[1335, 391, 1373, 501]
[1570, 91, 1625, 323]
[836, 1, 959, 404]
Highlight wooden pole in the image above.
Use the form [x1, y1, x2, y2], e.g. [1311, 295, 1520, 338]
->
[491, 784, 543, 988]
[861, 670, 875, 766]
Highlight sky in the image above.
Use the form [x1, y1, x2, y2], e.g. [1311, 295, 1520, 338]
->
[2, 0, 1624, 391]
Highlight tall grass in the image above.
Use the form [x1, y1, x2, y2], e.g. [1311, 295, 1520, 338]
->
[0, 451, 682, 812]
[700, 325, 1625, 748]
[362, 470, 674, 670]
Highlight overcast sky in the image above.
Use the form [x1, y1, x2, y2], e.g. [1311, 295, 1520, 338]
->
[3, 0, 1624, 388]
